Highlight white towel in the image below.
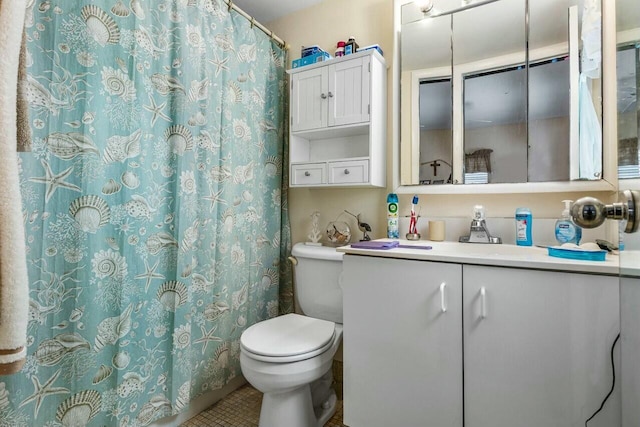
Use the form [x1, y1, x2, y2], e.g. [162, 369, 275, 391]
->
[0, 0, 30, 375]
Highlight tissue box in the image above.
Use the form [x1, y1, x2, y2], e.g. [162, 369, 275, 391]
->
[301, 45, 323, 57]
[292, 52, 332, 68]
[359, 44, 383, 56]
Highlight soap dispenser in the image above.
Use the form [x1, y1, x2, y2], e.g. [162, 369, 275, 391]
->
[555, 200, 582, 245]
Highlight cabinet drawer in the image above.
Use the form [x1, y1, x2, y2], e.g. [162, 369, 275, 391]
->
[291, 163, 326, 185]
[328, 160, 368, 184]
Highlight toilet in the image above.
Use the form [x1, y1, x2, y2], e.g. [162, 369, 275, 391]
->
[240, 243, 344, 427]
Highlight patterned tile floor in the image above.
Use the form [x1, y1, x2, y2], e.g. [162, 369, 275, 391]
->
[181, 384, 345, 427]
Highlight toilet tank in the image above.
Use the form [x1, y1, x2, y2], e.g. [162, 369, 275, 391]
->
[291, 243, 344, 324]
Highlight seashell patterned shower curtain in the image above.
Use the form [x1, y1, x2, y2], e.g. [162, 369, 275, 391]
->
[0, 1, 292, 425]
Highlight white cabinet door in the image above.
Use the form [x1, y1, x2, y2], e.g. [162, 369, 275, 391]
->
[343, 255, 463, 427]
[463, 265, 620, 427]
[290, 66, 328, 132]
[621, 276, 640, 427]
[328, 56, 370, 127]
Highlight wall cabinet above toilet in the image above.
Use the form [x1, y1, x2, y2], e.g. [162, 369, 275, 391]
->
[288, 50, 387, 188]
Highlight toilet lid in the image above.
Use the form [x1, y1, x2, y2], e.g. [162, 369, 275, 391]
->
[241, 313, 335, 358]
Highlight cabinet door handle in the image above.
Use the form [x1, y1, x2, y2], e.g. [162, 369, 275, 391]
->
[344, 169, 350, 175]
[440, 282, 447, 313]
[328, 91, 334, 98]
[480, 287, 487, 319]
[304, 171, 311, 177]
[321, 93, 327, 99]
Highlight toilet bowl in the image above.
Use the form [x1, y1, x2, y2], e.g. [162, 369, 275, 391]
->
[239, 243, 344, 427]
[241, 314, 343, 427]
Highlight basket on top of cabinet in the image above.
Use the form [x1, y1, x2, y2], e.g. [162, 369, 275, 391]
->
[287, 50, 387, 188]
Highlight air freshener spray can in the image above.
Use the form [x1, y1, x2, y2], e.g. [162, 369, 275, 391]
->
[387, 193, 399, 239]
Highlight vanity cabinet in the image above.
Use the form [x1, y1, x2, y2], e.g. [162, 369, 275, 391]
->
[288, 50, 386, 188]
[621, 275, 640, 427]
[342, 256, 463, 427]
[343, 255, 620, 427]
[463, 265, 620, 427]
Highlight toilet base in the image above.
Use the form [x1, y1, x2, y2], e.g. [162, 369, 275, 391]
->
[259, 386, 337, 427]
[258, 370, 337, 427]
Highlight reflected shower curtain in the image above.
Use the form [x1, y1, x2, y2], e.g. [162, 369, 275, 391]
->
[0, 1, 291, 425]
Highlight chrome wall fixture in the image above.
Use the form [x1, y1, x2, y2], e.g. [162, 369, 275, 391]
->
[571, 190, 639, 233]
[416, 0, 434, 14]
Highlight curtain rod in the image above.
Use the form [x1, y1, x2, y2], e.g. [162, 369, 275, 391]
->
[223, 0, 288, 49]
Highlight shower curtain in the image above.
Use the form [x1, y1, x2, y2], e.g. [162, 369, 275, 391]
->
[0, 1, 292, 425]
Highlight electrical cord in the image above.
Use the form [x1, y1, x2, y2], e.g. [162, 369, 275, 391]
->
[585, 333, 620, 426]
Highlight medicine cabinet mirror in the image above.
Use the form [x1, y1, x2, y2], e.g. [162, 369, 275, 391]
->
[396, 0, 614, 192]
[616, 0, 640, 181]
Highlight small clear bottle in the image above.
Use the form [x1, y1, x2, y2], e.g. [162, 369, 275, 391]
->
[619, 219, 627, 251]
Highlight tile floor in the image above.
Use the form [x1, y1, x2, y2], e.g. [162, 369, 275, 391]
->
[181, 361, 345, 427]
[181, 384, 345, 427]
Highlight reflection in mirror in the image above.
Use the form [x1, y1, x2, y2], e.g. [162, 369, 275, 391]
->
[462, 58, 571, 184]
[617, 44, 639, 178]
[528, 58, 571, 182]
[463, 66, 527, 184]
[418, 79, 452, 184]
[453, 0, 526, 184]
[398, 0, 604, 187]
[400, 10, 452, 185]
[528, 0, 591, 182]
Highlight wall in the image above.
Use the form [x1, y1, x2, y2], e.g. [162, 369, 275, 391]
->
[268, 0, 616, 246]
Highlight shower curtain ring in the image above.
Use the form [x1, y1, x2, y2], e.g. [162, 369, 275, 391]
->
[250, 17, 255, 28]
[228, 0, 233, 12]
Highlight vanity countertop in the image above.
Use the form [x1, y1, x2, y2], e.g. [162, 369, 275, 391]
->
[620, 251, 640, 278]
[337, 239, 620, 275]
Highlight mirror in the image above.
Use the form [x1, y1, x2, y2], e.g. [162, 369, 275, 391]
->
[400, 9, 453, 184]
[398, 0, 604, 187]
[617, 0, 639, 179]
[455, 0, 526, 184]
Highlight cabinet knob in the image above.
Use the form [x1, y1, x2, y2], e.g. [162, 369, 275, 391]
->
[321, 93, 327, 99]
[304, 171, 311, 177]
[328, 91, 334, 98]
[344, 169, 350, 175]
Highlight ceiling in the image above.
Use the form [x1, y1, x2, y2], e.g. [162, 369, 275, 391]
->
[232, 0, 322, 24]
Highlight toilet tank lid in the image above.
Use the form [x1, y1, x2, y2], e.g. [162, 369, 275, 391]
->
[292, 243, 344, 261]
[241, 313, 335, 358]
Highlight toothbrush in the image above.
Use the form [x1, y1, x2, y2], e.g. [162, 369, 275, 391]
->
[409, 195, 418, 234]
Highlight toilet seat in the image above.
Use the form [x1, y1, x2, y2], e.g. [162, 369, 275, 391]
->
[241, 314, 336, 363]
